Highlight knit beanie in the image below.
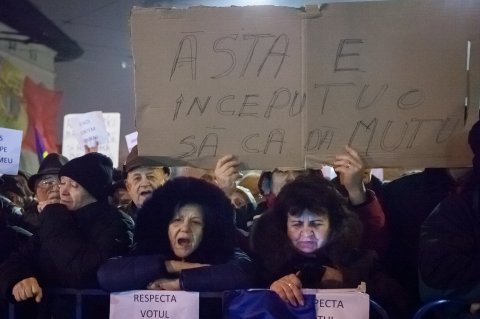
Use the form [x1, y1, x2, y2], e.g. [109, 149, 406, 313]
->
[59, 152, 113, 200]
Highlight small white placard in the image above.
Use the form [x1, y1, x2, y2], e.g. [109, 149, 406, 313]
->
[125, 131, 138, 152]
[62, 113, 121, 167]
[312, 290, 369, 319]
[69, 111, 109, 148]
[109, 290, 199, 319]
[0, 127, 23, 175]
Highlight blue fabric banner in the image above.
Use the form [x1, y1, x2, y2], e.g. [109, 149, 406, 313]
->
[223, 289, 316, 319]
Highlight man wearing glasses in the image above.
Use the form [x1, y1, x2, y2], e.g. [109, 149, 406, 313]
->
[24, 153, 69, 232]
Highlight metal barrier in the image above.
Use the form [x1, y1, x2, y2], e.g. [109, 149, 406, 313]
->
[370, 299, 390, 319]
[411, 299, 470, 319]
[6, 288, 223, 319]
[6, 288, 110, 319]
[7, 289, 391, 319]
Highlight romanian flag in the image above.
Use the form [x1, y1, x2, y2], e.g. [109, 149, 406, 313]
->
[22, 76, 62, 159]
[1, 57, 62, 160]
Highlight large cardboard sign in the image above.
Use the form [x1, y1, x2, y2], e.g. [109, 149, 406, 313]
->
[109, 290, 199, 319]
[0, 127, 22, 175]
[131, 2, 480, 169]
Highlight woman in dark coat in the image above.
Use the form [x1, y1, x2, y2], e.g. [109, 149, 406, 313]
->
[250, 175, 407, 317]
[97, 176, 255, 292]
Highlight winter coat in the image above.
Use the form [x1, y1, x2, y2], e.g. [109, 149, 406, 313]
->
[382, 168, 459, 301]
[351, 190, 388, 257]
[98, 177, 255, 292]
[250, 175, 408, 318]
[98, 248, 254, 292]
[251, 210, 386, 290]
[119, 200, 138, 222]
[1, 195, 32, 263]
[0, 194, 24, 229]
[0, 201, 134, 302]
[419, 188, 480, 302]
[0, 225, 31, 264]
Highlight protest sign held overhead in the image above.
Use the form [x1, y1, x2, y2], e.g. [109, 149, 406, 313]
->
[62, 112, 121, 167]
[125, 131, 138, 152]
[131, 2, 480, 169]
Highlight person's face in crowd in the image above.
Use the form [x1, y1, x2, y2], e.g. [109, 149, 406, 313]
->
[4, 191, 25, 208]
[112, 187, 132, 207]
[14, 175, 34, 197]
[363, 169, 372, 184]
[35, 174, 60, 202]
[59, 176, 96, 210]
[272, 169, 301, 196]
[230, 190, 249, 209]
[287, 209, 330, 255]
[260, 176, 271, 196]
[125, 166, 168, 208]
[168, 204, 204, 259]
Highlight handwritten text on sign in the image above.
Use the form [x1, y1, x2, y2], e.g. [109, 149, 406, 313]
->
[109, 290, 199, 319]
[0, 127, 22, 175]
[314, 291, 369, 319]
[132, 4, 479, 169]
[62, 113, 120, 167]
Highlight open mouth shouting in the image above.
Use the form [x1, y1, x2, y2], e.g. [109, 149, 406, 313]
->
[137, 189, 153, 205]
[168, 204, 204, 259]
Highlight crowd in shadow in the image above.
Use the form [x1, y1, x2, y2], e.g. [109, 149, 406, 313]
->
[1, 122, 480, 319]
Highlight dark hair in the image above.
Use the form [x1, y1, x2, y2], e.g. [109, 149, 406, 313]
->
[134, 177, 236, 264]
[278, 175, 361, 255]
[253, 175, 362, 269]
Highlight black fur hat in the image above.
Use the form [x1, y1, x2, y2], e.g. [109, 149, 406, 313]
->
[59, 152, 113, 201]
[134, 176, 236, 264]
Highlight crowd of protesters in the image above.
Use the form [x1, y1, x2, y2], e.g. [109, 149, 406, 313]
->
[1, 121, 480, 319]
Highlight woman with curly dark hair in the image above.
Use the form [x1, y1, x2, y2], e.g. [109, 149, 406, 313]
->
[97, 176, 254, 292]
[250, 174, 407, 317]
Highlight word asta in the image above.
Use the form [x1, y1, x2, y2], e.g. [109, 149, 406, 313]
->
[170, 32, 289, 81]
[140, 309, 170, 318]
[315, 299, 344, 308]
[134, 293, 177, 303]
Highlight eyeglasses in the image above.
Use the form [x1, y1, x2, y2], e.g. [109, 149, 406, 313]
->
[38, 177, 59, 189]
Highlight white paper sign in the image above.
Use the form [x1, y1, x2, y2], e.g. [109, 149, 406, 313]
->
[125, 131, 138, 152]
[0, 127, 23, 175]
[68, 111, 109, 148]
[62, 113, 121, 167]
[109, 290, 199, 319]
[312, 291, 369, 319]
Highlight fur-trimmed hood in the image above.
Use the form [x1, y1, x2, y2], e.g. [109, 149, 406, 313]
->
[134, 177, 236, 264]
